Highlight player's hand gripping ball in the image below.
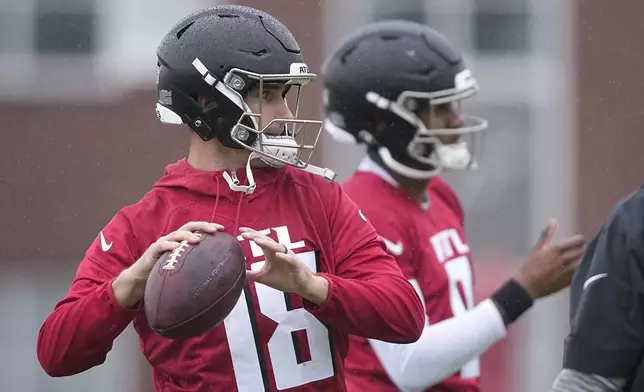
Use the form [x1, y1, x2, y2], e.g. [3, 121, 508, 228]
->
[144, 231, 246, 339]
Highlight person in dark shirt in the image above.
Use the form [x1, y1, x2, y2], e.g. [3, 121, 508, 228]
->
[551, 186, 644, 391]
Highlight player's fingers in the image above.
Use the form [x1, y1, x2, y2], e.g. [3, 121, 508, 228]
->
[535, 218, 558, 250]
[566, 260, 581, 275]
[273, 252, 298, 265]
[238, 229, 290, 255]
[560, 247, 584, 265]
[164, 230, 204, 244]
[185, 221, 224, 232]
[245, 269, 263, 282]
[179, 221, 224, 233]
[147, 240, 184, 260]
[239, 230, 273, 243]
[188, 222, 224, 233]
[554, 234, 585, 252]
[253, 237, 288, 254]
[156, 240, 184, 253]
[238, 228, 274, 241]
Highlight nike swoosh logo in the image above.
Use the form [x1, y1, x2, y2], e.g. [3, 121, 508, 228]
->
[380, 237, 403, 256]
[100, 231, 113, 252]
[583, 273, 607, 290]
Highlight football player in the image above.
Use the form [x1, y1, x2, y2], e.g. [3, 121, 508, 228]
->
[36, 7, 425, 392]
[551, 188, 644, 391]
[322, 20, 586, 392]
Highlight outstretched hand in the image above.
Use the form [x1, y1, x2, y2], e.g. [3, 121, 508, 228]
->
[515, 218, 585, 299]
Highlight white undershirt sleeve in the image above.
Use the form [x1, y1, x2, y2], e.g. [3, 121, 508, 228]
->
[369, 280, 507, 392]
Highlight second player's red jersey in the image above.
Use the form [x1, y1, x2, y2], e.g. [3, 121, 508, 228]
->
[342, 161, 480, 392]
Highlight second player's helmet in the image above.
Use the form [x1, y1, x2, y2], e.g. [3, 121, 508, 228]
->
[323, 20, 488, 179]
[156, 5, 333, 180]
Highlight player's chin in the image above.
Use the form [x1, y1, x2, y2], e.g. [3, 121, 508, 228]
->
[250, 159, 271, 169]
[250, 156, 288, 170]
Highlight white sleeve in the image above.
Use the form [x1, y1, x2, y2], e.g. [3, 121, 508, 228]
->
[368, 280, 507, 392]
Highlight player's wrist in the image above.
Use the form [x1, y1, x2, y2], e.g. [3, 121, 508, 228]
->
[112, 269, 147, 309]
[512, 272, 539, 299]
[491, 279, 534, 325]
[296, 274, 329, 306]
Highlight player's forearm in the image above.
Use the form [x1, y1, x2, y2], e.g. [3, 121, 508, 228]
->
[37, 280, 138, 377]
[370, 299, 506, 390]
[550, 369, 625, 392]
[305, 273, 424, 343]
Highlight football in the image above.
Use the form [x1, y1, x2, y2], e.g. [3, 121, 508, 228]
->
[144, 231, 246, 339]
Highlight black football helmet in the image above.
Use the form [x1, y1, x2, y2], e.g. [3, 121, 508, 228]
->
[322, 20, 488, 179]
[156, 5, 334, 181]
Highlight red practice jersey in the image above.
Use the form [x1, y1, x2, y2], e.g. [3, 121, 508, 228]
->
[343, 161, 480, 392]
[37, 158, 425, 392]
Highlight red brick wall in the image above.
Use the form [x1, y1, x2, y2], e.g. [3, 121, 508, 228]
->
[576, 0, 644, 234]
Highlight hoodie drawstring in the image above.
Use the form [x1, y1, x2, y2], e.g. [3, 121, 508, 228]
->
[209, 174, 221, 224]
[212, 168, 247, 235]
[233, 192, 244, 234]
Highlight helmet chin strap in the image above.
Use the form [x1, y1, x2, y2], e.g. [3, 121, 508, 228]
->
[378, 147, 438, 180]
[222, 133, 338, 194]
[301, 163, 337, 180]
[222, 134, 286, 195]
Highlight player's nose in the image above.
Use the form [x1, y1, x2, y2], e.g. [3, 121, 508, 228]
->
[445, 106, 464, 129]
[277, 100, 295, 120]
[437, 107, 464, 144]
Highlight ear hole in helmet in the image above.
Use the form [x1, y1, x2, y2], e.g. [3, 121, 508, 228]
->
[197, 95, 219, 110]
[339, 44, 357, 64]
[176, 22, 195, 39]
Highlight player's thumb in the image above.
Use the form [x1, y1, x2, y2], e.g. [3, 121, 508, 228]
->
[534, 218, 558, 250]
[245, 269, 261, 282]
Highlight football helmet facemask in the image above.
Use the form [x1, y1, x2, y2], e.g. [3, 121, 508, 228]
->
[156, 5, 335, 188]
[323, 20, 488, 179]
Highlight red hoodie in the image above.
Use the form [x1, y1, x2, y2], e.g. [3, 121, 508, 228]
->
[37, 158, 424, 392]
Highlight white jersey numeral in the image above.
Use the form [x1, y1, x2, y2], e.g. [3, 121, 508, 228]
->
[224, 251, 335, 391]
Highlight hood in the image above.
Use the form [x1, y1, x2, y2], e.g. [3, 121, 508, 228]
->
[153, 158, 283, 201]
